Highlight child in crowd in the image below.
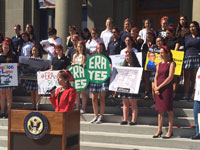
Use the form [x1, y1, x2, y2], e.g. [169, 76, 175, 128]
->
[22, 46, 42, 109]
[72, 41, 88, 113]
[120, 50, 141, 125]
[0, 40, 17, 118]
[51, 45, 71, 70]
[90, 42, 111, 124]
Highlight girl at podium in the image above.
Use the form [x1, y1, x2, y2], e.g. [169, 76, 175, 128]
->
[49, 70, 77, 112]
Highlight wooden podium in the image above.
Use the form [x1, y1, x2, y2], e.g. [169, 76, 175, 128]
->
[8, 110, 80, 150]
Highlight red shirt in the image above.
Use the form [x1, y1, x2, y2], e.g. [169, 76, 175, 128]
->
[49, 85, 77, 112]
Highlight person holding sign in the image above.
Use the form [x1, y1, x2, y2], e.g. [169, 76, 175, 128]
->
[153, 46, 175, 138]
[120, 50, 141, 126]
[49, 70, 76, 112]
[72, 41, 88, 113]
[22, 46, 42, 110]
[90, 43, 111, 124]
[0, 40, 17, 118]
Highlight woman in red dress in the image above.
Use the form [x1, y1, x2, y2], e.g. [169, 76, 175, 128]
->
[153, 46, 175, 138]
[49, 70, 77, 112]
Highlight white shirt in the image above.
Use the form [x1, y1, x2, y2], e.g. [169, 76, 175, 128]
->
[100, 29, 112, 50]
[120, 47, 138, 55]
[86, 38, 103, 54]
[46, 37, 62, 60]
[21, 41, 33, 57]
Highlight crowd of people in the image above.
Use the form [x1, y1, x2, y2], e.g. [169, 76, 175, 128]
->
[0, 15, 200, 139]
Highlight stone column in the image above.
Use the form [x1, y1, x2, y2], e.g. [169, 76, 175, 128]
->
[192, 0, 200, 23]
[5, 0, 24, 37]
[55, 0, 82, 51]
[179, 0, 193, 23]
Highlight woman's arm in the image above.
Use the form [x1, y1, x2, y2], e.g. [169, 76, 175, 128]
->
[155, 62, 175, 91]
[174, 43, 180, 51]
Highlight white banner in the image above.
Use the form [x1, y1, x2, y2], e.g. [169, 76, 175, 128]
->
[0, 63, 18, 87]
[109, 66, 143, 94]
[37, 71, 59, 94]
[194, 67, 200, 101]
[110, 52, 142, 67]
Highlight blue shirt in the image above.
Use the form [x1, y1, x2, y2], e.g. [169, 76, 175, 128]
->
[107, 37, 122, 55]
[12, 35, 21, 53]
[185, 34, 200, 56]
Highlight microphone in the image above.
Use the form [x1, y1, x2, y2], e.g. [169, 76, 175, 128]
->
[46, 86, 57, 93]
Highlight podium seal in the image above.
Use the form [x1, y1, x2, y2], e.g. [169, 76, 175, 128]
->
[24, 112, 48, 140]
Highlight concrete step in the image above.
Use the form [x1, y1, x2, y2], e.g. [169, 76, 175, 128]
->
[80, 122, 195, 138]
[81, 114, 194, 127]
[85, 106, 194, 117]
[80, 131, 200, 150]
[13, 96, 194, 108]
[0, 147, 7, 150]
[0, 126, 8, 136]
[0, 136, 7, 147]
[0, 119, 8, 126]
[80, 141, 188, 150]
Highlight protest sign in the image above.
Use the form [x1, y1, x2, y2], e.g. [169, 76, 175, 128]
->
[119, 52, 142, 67]
[171, 50, 184, 75]
[144, 52, 161, 71]
[86, 54, 111, 84]
[37, 71, 59, 94]
[0, 63, 18, 87]
[68, 65, 89, 92]
[194, 67, 200, 101]
[109, 66, 143, 94]
[144, 50, 184, 75]
[19, 56, 51, 79]
[109, 55, 125, 67]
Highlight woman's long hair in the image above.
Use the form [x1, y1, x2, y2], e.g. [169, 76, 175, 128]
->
[123, 50, 140, 67]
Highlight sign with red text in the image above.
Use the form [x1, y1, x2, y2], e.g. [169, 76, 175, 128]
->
[86, 54, 111, 84]
[0, 63, 18, 87]
[37, 71, 59, 94]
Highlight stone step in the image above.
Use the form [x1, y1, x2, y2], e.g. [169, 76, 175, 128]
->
[80, 131, 200, 150]
[0, 136, 7, 147]
[13, 96, 194, 108]
[80, 122, 195, 138]
[86, 106, 194, 117]
[0, 126, 8, 136]
[0, 147, 7, 150]
[80, 141, 187, 150]
[81, 114, 194, 127]
[0, 119, 8, 126]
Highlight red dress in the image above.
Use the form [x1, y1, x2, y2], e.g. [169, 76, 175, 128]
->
[49, 85, 77, 112]
[155, 62, 173, 111]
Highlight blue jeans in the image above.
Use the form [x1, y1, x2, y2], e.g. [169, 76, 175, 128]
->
[194, 100, 200, 136]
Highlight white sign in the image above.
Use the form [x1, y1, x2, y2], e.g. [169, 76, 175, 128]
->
[194, 67, 200, 101]
[111, 53, 142, 67]
[0, 63, 18, 87]
[37, 71, 59, 94]
[109, 66, 143, 94]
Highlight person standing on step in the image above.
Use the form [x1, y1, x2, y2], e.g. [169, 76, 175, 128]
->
[183, 21, 200, 100]
[22, 46, 43, 110]
[120, 50, 141, 126]
[49, 70, 76, 112]
[153, 46, 175, 139]
[72, 41, 88, 114]
[192, 68, 200, 140]
[0, 40, 18, 118]
[90, 42, 111, 124]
